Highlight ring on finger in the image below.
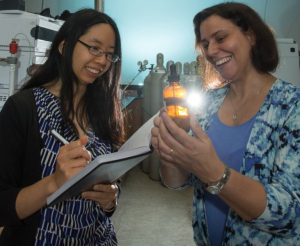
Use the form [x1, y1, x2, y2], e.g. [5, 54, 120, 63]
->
[169, 149, 174, 155]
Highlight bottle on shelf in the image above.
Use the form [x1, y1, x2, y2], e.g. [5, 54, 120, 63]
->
[163, 64, 190, 132]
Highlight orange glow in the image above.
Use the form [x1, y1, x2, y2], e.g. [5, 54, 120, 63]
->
[163, 82, 190, 132]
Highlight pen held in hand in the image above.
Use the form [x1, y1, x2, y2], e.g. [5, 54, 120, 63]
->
[50, 127, 92, 164]
[50, 128, 69, 145]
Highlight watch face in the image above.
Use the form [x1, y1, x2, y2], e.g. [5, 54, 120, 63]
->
[207, 186, 220, 195]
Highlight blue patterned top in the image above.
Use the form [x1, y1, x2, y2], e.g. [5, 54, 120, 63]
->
[167, 79, 300, 245]
[32, 87, 118, 246]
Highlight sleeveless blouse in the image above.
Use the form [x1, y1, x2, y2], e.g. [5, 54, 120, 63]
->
[205, 112, 256, 245]
[32, 87, 118, 246]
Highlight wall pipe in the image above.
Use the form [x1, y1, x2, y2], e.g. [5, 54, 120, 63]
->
[95, 0, 104, 12]
[9, 61, 16, 97]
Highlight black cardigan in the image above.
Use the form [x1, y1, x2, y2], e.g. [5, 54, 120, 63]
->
[0, 89, 119, 245]
[0, 89, 43, 245]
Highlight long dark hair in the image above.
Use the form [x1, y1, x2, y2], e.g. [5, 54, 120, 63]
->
[193, 2, 279, 87]
[22, 8, 124, 148]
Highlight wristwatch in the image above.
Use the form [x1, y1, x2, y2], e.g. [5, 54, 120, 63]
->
[203, 165, 231, 195]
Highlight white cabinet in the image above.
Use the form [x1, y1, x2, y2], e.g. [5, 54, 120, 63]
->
[272, 39, 300, 88]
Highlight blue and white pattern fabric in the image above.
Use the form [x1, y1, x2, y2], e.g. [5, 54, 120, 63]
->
[165, 79, 300, 245]
[32, 87, 118, 246]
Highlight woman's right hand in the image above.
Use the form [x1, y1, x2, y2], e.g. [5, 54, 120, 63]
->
[52, 136, 92, 190]
[16, 136, 92, 220]
[151, 109, 179, 169]
[151, 109, 189, 188]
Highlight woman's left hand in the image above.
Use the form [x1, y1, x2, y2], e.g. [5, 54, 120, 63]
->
[81, 182, 118, 211]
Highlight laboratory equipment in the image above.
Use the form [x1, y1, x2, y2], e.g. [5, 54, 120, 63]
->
[271, 39, 300, 88]
[0, 0, 25, 11]
[181, 62, 190, 86]
[134, 60, 153, 174]
[149, 53, 166, 181]
[197, 54, 204, 78]
[0, 10, 64, 109]
[0, 39, 18, 100]
[141, 69, 152, 174]
[185, 61, 204, 95]
[121, 60, 149, 95]
[175, 61, 182, 83]
[150, 53, 167, 116]
[163, 64, 189, 132]
[159, 60, 174, 94]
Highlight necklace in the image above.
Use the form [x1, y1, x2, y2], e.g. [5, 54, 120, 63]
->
[229, 79, 270, 121]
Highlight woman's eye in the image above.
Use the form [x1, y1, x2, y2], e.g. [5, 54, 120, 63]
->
[217, 36, 225, 42]
[90, 47, 99, 52]
[202, 44, 208, 50]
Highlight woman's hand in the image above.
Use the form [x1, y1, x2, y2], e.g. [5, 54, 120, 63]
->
[156, 111, 224, 184]
[151, 108, 179, 168]
[52, 136, 92, 190]
[16, 136, 92, 220]
[151, 116, 177, 168]
[81, 182, 118, 211]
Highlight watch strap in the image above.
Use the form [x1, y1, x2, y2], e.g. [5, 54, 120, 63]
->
[203, 165, 231, 195]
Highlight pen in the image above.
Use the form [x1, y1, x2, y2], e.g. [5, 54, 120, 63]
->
[50, 128, 69, 145]
[50, 128, 91, 163]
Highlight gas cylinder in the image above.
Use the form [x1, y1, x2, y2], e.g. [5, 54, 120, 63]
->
[175, 62, 182, 83]
[160, 60, 174, 97]
[150, 53, 166, 117]
[185, 61, 204, 95]
[141, 69, 152, 173]
[197, 54, 204, 79]
[149, 53, 166, 181]
[181, 62, 190, 86]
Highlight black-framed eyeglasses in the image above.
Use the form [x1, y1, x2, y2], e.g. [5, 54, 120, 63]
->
[77, 40, 120, 63]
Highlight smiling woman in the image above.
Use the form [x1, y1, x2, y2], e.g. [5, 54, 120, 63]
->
[0, 8, 124, 246]
[71, 23, 117, 86]
[195, 3, 278, 89]
[150, 2, 300, 246]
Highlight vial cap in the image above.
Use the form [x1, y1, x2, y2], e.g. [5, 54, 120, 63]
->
[168, 64, 180, 82]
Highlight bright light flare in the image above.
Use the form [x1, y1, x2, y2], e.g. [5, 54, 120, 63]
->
[187, 92, 203, 108]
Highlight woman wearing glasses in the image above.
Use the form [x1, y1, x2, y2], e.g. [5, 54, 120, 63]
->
[0, 9, 123, 246]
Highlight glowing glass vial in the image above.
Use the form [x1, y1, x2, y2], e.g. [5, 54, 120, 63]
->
[163, 64, 190, 132]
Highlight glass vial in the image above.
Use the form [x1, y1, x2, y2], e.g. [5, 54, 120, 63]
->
[163, 64, 190, 132]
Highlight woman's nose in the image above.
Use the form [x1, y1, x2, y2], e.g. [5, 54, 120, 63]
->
[93, 54, 108, 65]
[207, 42, 219, 57]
